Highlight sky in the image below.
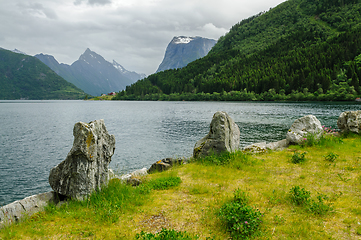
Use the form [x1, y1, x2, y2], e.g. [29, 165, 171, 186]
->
[0, 0, 287, 75]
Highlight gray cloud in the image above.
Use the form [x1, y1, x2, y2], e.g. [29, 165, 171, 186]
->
[0, 0, 287, 75]
[74, 0, 112, 6]
[17, 2, 58, 19]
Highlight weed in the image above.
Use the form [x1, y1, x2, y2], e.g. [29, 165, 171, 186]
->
[357, 225, 361, 235]
[148, 176, 182, 190]
[219, 189, 263, 239]
[289, 186, 311, 205]
[289, 186, 333, 215]
[337, 173, 351, 182]
[291, 152, 307, 164]
[135, 228, 198, 240]
[324, 152, 338, 162]
[307, 194, 333, 215]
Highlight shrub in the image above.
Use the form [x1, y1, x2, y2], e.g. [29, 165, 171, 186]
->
[219, 189, 263, 239]
[135, 228, 198, 240]
[291, 152, 307, 164]
[289, 186, 311, 206]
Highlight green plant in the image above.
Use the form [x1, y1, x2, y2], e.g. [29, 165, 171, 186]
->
[289, 186, 333, 215]
[135, 228, 198, 240]
[148, 176, 182, 190]
[219, 189, 263, 239]
[324, 152, 338, 162]
[307, 194, 333, 215]
[291, 152, 307, 164]
[300, 132, 319, 147]
[289, 186, 311, 205]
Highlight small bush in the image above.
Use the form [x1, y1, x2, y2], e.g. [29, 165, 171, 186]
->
[148, 176, 182, 190]
[324, 152, 338, 162]
[135, 228, 198, 240]
[291, 152, 307, 164]
[289, 186, 311, 205]
[219, 189, 263, 239]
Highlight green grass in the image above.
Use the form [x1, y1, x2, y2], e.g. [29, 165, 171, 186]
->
[1, 134, 361, 239]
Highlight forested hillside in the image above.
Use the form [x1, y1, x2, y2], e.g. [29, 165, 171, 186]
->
[114, 0, 361, 101]
[0, 49, 86, 100]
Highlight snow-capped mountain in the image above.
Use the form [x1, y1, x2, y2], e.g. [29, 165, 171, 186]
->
[156, 36, 217, 73]
[35, 48, 145, 96]
[113, 60, 146, 82]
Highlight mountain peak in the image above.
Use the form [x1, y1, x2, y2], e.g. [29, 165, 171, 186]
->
[156, 36, 217, 72]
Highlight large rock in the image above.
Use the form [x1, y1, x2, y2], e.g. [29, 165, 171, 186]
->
[0, 191, 57, 228]
[286, 115, 323, 145]
[337, 110, 361, 134]
[49, 119, 115, 200]
[193, 111, 240, 158]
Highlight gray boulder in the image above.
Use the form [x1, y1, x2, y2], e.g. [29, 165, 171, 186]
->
[49, 119, 115, 200]
[286, 115, 323, 145]
[193, 111, 240, 158]
[148, 158, 184, 174]
[337, 110, 361, 134]
[242, 139, 288, 153]
[0, 191, 57, 228]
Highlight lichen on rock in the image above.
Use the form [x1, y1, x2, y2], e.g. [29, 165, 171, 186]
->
[193, 111, 240, 158]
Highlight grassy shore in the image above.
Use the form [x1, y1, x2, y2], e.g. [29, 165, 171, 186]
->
[1, 134, 361, 239]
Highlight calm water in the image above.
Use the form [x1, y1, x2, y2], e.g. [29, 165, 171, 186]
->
[1, 100, 360, 206]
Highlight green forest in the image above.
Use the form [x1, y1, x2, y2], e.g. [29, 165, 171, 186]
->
[114, 0, 361, 101]
[0, 49, 86, 100]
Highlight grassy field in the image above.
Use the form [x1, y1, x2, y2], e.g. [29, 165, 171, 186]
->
[1, 133, 361, 239]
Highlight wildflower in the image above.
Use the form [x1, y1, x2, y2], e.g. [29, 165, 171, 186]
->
[245, 221, 248, 224]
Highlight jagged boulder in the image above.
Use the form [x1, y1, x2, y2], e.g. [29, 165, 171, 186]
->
[49, 119, 115, 200]
[286, 115, 323, 145]
[193, 111, 240, 158]
[148, 158, 184, 174]
[337, 110, 361, 134]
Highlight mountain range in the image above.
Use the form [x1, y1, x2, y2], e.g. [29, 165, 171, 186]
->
[0, 48, 85, 100]
[35, 49, 146, 96]
[115, 0, 361, 101]
[156, 36, 217, 73]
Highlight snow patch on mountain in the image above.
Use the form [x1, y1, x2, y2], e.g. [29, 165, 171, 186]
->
[173, 36, 194, 44]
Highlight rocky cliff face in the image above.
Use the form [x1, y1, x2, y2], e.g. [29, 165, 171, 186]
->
[156, 36, 217, 73]
[35, 49, 145, 96]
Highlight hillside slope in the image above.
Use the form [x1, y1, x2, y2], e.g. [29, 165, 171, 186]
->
[115, 0, 361, 101]
[0, 49, 85, 100]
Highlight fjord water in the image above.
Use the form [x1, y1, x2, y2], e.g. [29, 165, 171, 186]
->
[0, 100, 360, 206]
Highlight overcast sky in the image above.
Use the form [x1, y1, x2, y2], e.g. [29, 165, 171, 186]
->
[0, 0, 286, 75]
